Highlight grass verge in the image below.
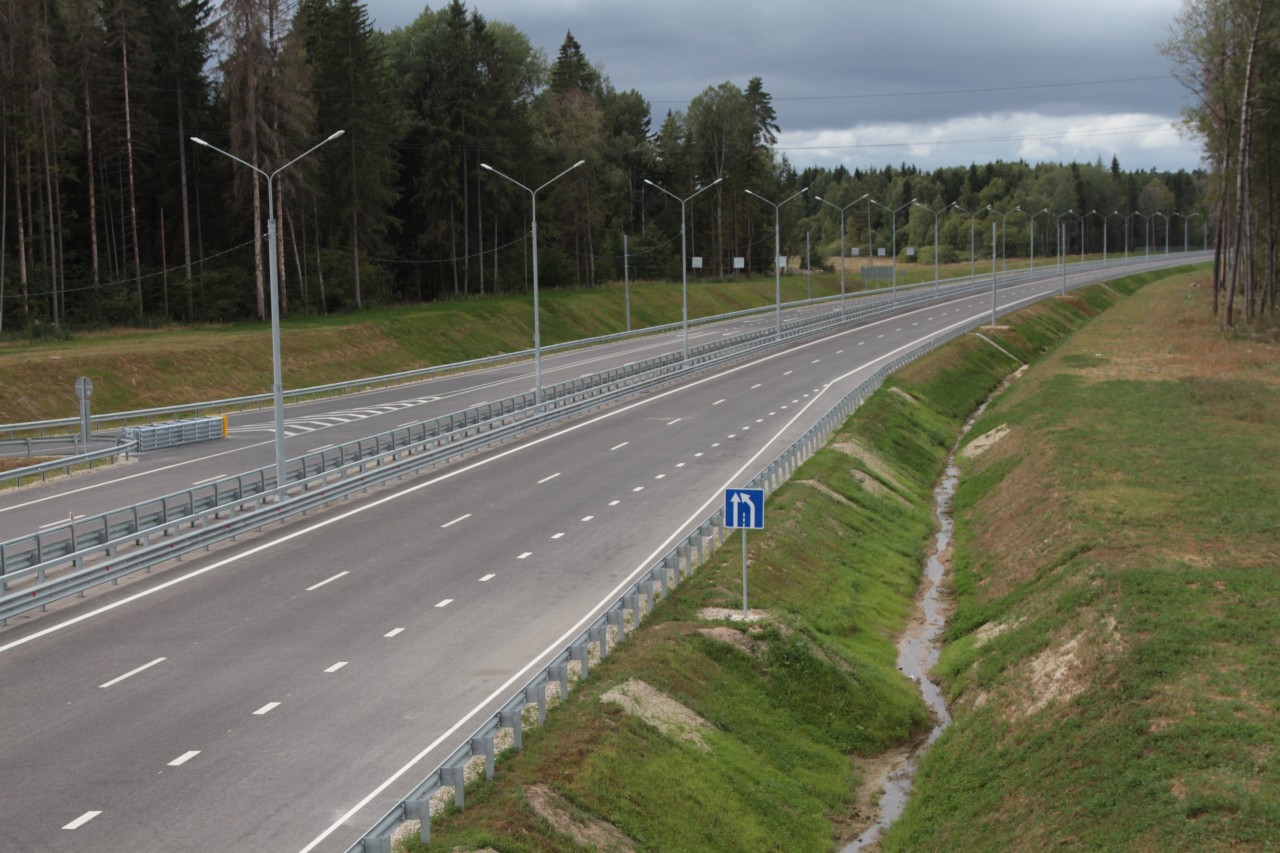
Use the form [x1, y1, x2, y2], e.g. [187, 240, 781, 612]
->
[395, 269, 1194, 851]
[886, 271, 1280, 850]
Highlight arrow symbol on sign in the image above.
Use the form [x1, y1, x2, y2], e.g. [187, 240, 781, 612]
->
[730, 491, 756, 529]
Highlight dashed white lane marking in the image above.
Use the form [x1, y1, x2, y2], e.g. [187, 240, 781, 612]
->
[479, 574, 495, 582]
[324, 662, 348, 673]
[253, 702, 280, 716]
[878, 334, 885, 338]
[551, 532, 565, 539]
[610, 442, 629, 450]
[655, 474, 666, 480]
[783, 370, 793, 376]
[727, 434, 737, 438]
[712, 399, 725, 406]
[694, 452, 704, 457]
[608, 500, 620, 506]
[632, 486, 644, 492]
[769, 412, 776, 416]
[435, 599, 453, 608]
[192, 474, 225, 486]
[667, 418, 682, 426]
[384, 628, 405, 638]
[99, 657, 166, 689]
[742, 426, 751, 431]
[537, 472, 561, 484]
[63, 811, 101, 830]
[751, 383, 763, 389]
[837, 349, 844, 354]
[441, 513, 472, 528]
[858, 341, 865, 345]
[306, 571, 349, 592]
[168, 751, 200, 767]
[812, 359, 821, 364]
[712, 443, 720, 447]
[676, 463, 686, 468]
[895, 328, 902, 332]
[756, 418, 764, 423]
[517, 552, 532, 560]
[581, 515, 594, 521]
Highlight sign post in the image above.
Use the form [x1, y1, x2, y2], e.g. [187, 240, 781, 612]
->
[75, 376, 94, 448]
[724, 488, 765, 617]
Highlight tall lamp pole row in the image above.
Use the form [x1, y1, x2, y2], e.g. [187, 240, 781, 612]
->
[745, 187, 808, 337]
[815, 192, 868, 313]
[644, 177, 722, 361]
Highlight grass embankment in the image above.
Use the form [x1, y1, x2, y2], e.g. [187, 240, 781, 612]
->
[400, 269, 1188, 851]
[887, 273, 1280, 850]
[0, 256, 1061, 424]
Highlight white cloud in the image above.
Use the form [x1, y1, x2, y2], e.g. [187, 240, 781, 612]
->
[775, 111, 1203, 172]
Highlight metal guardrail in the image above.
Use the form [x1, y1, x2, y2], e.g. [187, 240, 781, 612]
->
[0, 438, 136, 490]
[122, 416, 227, 452]
[0, 291, 911, 621]
[344, 306, 984, 853]
[1, 257, 1196, 618]
[342, 258, 1206, 851]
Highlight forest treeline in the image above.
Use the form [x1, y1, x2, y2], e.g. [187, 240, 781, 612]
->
[1, 0, 1213, 334]
[1164, 0, 1279, 327]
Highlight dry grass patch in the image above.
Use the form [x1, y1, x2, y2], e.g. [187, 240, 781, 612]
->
[599, 679, 712, 752]
[523, 784, 637, 853]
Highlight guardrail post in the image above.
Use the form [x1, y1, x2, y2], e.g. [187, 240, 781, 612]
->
[550, 662, 570, 701]
[405, 796, 431, 841]
[500, 706, 524, 752]
[607, 608, 626, 642]
[695, 524, 705, 565]
[470, 734, 495, 779]
[361, 833, 392, 853]
[570, 642, 590, 683]
[525, 682, 548, 725]
[659, 556, 673, 591]
[442, 764, 466, 810]
[589, 623, 608, 661]
[626, 593, 642, 625]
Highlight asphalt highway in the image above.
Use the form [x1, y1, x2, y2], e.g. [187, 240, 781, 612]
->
[0, 255, 1205, 851]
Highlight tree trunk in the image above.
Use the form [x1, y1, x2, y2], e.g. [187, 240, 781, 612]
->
[313, 195, 326, 314]
[82, 70, 99, 289]
[176, 85, 194, 319]
[160, 206, 169, 317]
[121, 25, 143, 319]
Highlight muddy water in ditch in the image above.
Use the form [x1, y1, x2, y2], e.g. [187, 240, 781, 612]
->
[842, 401, 990, 851]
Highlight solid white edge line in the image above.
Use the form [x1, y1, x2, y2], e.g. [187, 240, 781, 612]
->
[99, 656, 166, 689]
[305, 571, 349, 592]
[63, 811, 102, 830]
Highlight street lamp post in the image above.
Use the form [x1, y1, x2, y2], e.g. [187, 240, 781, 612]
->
[913, 201, 943, 294]
[191, 129, 345, 495]
[948, 202, 988, 281]
[997, 206, 1024, 279]
[868, 197, 917, 300]
[1104, 211, 1123, 267]
[1084, 210, 1101, 267]
[481, 158, 585, 406]
[644, 177, 723, 361]
[815, 192, 869, 314]
[1135, 212, 1152, 256]
[745, 186, 808, 336]
[1154, 211, 1170, 255]
[1185, 212, 1203, 253]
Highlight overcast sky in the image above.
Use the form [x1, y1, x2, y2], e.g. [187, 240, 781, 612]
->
[362, 0, 1202, 174]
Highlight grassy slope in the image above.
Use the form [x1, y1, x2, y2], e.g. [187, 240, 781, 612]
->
[401, 271, 1185, 851]
[887, 273, 1280, 850]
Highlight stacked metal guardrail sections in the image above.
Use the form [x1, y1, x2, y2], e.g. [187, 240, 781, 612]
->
[122, 416, 226, 452]
[343, 271, 1082, 851]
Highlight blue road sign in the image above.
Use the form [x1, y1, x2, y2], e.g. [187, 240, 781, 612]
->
[724, 488, 765, 530]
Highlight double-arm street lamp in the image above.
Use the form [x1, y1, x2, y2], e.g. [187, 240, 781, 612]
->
[948, 202, 988, 281]
[1184, 212, 1203, 252]
[815, 192, 869, 313]
[1104, 210, 1124, 266]
[745, 186, 808, 336]
[914, 201, 943, 294]
[1135, 212, 1152, 256]
[868, 197, 917, 299]
[481, 159, 585, 406]
[644, 178, 722, 361]
[1154, 211, 1170, 255]
[191, 129, 345, 495]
